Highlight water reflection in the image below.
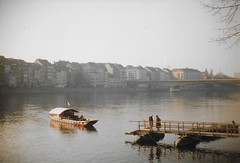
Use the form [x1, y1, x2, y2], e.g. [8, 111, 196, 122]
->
[127, 143, 240, 163]
[1, 91, 240, 163]
[49, 120, 97, 134]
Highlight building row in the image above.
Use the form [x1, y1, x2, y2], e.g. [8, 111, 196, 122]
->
[234, 72, 240, 79]
[0, 56, 204, 88]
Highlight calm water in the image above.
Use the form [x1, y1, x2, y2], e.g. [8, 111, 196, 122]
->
[0, 91, 240, 163]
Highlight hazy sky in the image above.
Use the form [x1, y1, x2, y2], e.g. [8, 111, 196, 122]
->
[0, 0, 239, 76]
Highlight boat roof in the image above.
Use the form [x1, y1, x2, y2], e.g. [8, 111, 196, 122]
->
[49, 107, 79, 115]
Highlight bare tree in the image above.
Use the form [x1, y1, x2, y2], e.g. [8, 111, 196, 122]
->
[202, 0, 240, 47]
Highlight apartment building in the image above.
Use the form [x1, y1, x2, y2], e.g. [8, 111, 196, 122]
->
[0, 56, 5, 87]
[172, 68, 203, 80]
[81, 62, 108, 88]
[234, 72, 240, 78]
[105, 63, 127, 87]
[3, 58, 29, 87]
[145, 67, 160, 81]
[126, 65, 149, 81]
[54, 61, 72, 88]
[34, 59, 54, 87]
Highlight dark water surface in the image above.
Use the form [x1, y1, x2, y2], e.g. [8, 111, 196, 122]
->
[0, 91, 240, 163]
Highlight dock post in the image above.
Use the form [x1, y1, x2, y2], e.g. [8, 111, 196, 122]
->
[183, 122, 184, 132]
[178, 123, 179, 134]
[212, 123, 214, 136]
[227, 124, 229, 136]
[169, 121, 171, 132]
[164, 122, 166, 132]
[192, 123, 194, 134]
[198, 123, 201, 135]
[138, 121, 140, 130]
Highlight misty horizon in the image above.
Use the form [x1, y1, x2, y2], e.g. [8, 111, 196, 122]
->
[0, 0, 239, 76]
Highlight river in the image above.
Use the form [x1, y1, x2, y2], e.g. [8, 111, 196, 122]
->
[0, 91, 240, 162]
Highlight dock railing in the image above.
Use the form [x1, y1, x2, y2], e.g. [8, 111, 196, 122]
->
[129, 120, 240, 137]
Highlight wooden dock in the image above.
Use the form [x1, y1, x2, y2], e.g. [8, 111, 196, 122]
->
[126, 120, 240, 138]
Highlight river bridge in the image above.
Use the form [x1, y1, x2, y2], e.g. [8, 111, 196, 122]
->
[126, 120, 240, 137]
[126, 79, 240, 91]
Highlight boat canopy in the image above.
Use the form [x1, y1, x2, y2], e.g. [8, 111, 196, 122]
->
[49, 107, 79, 115]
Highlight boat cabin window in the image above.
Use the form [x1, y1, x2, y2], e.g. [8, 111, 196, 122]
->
[60, 110, 79, 120]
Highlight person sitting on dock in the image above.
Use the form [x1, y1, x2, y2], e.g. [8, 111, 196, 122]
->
[156, 115, 161, 131]
[149, 115, 153, 131]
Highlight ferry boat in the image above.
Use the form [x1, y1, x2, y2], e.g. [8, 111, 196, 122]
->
[49, 107, 98, 127]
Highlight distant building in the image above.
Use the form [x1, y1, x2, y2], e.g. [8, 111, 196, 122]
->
[28, 63, 41, 87]
[214, 72, 232, 79]
[8, 73, 17, 87]
[34, 59, 54, 87]
[0, 55, 212, 89]
[70, 62, 86, 87]
[54, 61, 72, 88]
[162, 68, 173, 79]
[154, 68, 172, 81]
[4, 64, 17, 87]
[0, 56, 5, 87]
[172, 68, 202, 80]
[234, 72, 240, 78]
[105, 63, 126, 87]
[145, 67, 159, 81]
[202, 69, 214, 79]
[4, 58, 28, 87]
[55, 70, 67, 88]
[80, 62, 108, 88]
[126, 65, 149, 81]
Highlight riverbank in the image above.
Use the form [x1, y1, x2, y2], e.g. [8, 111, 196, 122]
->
[0, 87, 134, 95]
[0, 85, 240, 95]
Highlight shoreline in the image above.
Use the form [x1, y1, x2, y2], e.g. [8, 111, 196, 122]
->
[0, 87, 132, 95]
[0, 86, 239, 95]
